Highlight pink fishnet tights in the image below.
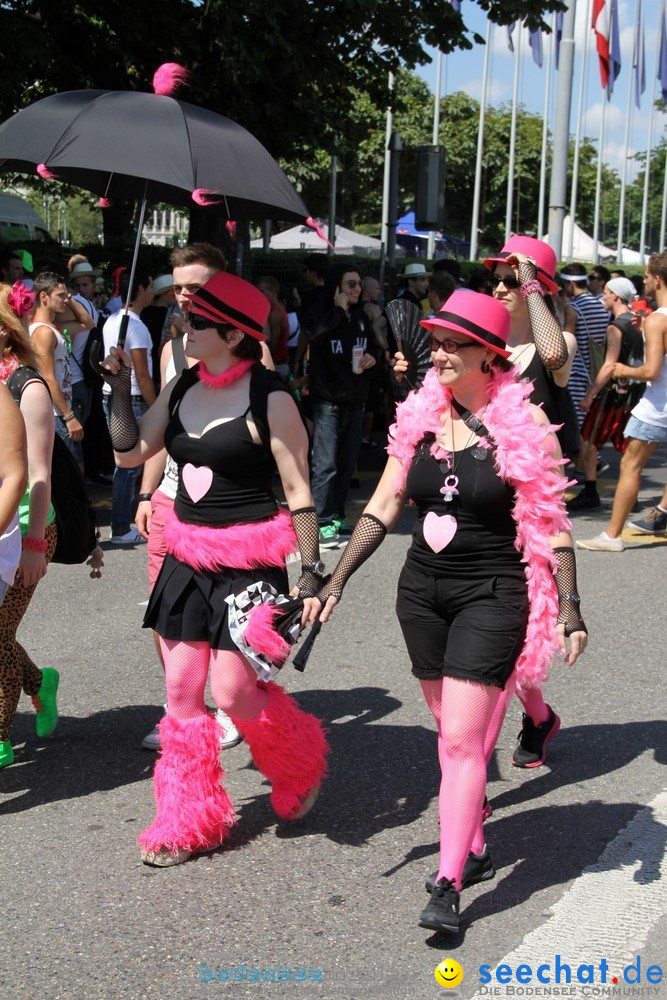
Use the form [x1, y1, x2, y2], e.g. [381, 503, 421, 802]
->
[158, 638, 268, 721]
[421, 677, 502, 890]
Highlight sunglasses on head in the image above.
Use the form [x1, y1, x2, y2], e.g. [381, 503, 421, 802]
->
[490, 272, 521, 290]
[429, 336, 481, 354]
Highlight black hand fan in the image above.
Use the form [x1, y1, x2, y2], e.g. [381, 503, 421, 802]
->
[385, 299, 433, 391]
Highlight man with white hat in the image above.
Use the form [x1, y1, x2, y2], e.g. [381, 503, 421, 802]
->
[396, 262, 430, 312]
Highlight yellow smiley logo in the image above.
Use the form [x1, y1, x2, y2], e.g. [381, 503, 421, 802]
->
[435, 959, 464, 988]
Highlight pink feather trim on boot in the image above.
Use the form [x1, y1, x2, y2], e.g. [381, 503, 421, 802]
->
[233, 683, 329, 821]
[138, 713, 236, 856]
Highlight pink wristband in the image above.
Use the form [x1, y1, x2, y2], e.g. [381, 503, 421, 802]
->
[23, 535, 48, 553]
[520, 278, 545, 299]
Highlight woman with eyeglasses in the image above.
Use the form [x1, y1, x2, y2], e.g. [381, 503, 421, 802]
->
[99, 272, 328, 868]
[313, 289, 587, 934]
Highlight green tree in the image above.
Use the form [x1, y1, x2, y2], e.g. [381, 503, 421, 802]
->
[624, 133, 667, 255]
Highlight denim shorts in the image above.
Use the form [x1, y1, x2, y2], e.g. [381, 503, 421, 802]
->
[624, 415, 667, 444]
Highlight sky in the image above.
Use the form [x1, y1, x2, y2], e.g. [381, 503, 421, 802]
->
[416, 0, 665, 185]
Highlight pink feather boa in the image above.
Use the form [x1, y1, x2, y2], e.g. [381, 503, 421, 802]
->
[387, 366, 572, 691]
[163, 507, 297, 572]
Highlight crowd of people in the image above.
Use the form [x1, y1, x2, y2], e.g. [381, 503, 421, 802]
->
[0, 232, 665, 937]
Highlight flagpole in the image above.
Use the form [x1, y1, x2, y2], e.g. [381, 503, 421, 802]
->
[616, 6, 640, 264]
[592, 95, 606, 265]
[659, 154, 667, 252]
[537, 16, 554, 240]
[548, 1, 577, 260]
[505, 25, 522, 242]
[470, 18, 492, 260]
[381, 71, 395, 249]
[568, 0, 592, 261]
[427, 51, 443, 261]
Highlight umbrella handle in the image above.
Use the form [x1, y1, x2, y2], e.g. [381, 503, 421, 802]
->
[292, 620, 322, 672]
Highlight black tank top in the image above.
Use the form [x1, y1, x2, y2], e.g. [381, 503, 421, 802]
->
[164, 372, 280, 528]
[522, 350, 558, 425]
[405, 439, 524, 581]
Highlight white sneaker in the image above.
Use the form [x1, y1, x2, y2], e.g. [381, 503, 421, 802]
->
[576, 532, 624, 552]
[142, 704, 168, 750]
[111, 526, 147, 545]
[215, 709, 243, 750]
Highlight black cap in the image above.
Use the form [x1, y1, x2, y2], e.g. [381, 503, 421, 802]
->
[303, 254, 328, 276]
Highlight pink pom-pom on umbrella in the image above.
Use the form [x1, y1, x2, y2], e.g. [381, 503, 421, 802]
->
[192, 188, 222, 206]
[99, 197, 112, 208]
[225, 220, 237, 238]
[37, 163, 58, 180]
[152, 63, 190, 97]
[306, 215, 335, 250]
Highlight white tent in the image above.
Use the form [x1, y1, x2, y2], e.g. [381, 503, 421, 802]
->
[250, 224, 382, 255]
[550, 216, 643, 266]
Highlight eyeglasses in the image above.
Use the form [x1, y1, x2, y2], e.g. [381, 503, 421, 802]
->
[588, 274, 602, 282]
[429, 337, 481, 354]
[490, 273, 520, 290]
[343, 280, 361, 289]
[188, 314, 217, 331]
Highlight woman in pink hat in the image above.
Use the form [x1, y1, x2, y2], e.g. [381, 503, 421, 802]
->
[315, 289, 587, 935]
[99, 271, 329, 868]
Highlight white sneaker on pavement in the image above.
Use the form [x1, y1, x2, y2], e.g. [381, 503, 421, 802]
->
[576, 532, 624, 552]
[141, 704, 168, 750]
[111, 526, 147, 545]
[215, 708, 243, 749]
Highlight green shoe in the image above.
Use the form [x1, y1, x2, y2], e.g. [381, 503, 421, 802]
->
[32, 667, 59, 738]
[0, 741, 14, 768]
[318, 524, 339, 549]
[331, 517, 352, 537]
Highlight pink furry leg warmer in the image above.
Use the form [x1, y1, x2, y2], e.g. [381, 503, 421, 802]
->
[232, 683, 329, 821]
[138, 713, 237, 856]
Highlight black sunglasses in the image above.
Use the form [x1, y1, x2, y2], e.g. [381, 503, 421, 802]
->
[189, 314, 218, 331]
[490, 273, 521, 290]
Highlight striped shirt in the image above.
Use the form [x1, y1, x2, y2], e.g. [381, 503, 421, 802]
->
[567, 292, 610, 424]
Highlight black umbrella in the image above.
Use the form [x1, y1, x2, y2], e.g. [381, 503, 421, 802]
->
[0, 73, 310, 346]
[0, 89, 308, 219]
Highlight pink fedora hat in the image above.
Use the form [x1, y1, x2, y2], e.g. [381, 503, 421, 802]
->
[483, 234, 558, 294]
[420, 288, 511, 358]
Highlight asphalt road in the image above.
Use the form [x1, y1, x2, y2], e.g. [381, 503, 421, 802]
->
[1, 442, 665, 1000]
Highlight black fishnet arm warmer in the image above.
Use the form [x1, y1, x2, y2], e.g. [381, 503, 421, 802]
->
[291, 506, 326, 597]
[519, 259, 568, 371]
[102, 364, 139, 452]
[553, 546, 588, 636]
[316, 514, 387, 603]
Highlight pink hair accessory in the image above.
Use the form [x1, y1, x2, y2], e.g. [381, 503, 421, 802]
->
[225, 220, 237, 238]
[306, 216, 335, 250]
[37, 163, 58, 180]
[192, 188, 222, 206]
[196, 357, 255, 388]
[7, 282, 36, 318]
[152, 63, 190, 96]
[99, 197, 113, 208]
[520, 278, 545, 299]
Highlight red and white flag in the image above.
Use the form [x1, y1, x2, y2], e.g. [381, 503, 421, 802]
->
[592, 0, 611, 87]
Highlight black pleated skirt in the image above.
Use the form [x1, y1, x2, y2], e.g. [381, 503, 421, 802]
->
[143, 553, 289, 650]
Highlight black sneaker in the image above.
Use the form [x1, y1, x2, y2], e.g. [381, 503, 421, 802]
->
[418, 877, 460, 934]
[425, 845, 496, 894]
[567, 490, 601, 511]
[512, 706, 560, 768]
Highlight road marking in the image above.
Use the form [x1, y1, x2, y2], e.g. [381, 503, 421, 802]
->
[468, 790, 667, 998]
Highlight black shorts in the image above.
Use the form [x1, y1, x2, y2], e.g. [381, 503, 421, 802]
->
[395, 563, 529, 689]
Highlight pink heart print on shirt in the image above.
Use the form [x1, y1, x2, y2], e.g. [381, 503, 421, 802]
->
[182, 463, 213, 503]
[423, 511, 457, 553]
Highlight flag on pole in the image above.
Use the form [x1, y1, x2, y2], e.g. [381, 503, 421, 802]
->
[507, 21, 516, 52]
[634, 0, 646, 110]
[451, 0, 461, 11]
[554, 11, 564, 69]
[607, 0, 622, 98]
[592, 0, 611, 88]
[529, 28, 543, 67]
[659, 1, 667, 106]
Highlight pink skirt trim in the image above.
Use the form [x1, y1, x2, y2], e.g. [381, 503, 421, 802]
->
[163, 508, 297, 572]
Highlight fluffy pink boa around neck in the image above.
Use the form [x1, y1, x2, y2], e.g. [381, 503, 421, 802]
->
[387, 366, 572, 690]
